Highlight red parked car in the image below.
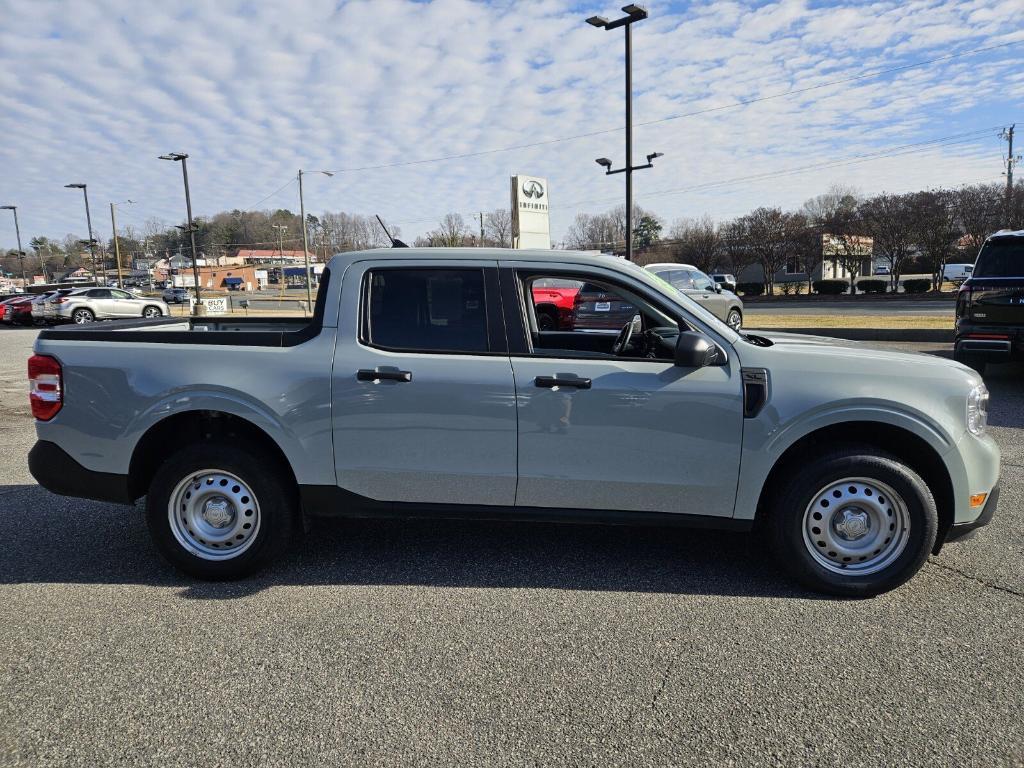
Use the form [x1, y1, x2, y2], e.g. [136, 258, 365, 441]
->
[530, 278, 581, 331]
[1, 296, 35, 325]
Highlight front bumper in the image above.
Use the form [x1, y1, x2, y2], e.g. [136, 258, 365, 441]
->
[28, 440, 135, 505]
[945, 485, 999, 544]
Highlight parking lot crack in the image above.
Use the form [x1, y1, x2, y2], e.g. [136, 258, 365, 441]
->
[927, 559, 1024, 599]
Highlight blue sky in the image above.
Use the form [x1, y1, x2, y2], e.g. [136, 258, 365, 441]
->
[0, 0, 1022, 249]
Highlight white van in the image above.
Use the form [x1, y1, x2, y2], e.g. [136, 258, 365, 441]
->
[943, 263, 975, 284]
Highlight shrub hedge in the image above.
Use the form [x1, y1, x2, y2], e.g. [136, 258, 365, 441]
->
[903, 279, 931, 294]
[812, 279, 849, 295]
[857, 279, 888, 294]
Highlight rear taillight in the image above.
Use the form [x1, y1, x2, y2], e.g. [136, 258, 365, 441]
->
[28, 355, 62, 421]
[54, 297, 68, 304]
[955, 283, 972, 319]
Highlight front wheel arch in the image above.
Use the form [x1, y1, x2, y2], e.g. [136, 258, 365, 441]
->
[755, 421, 954, 551]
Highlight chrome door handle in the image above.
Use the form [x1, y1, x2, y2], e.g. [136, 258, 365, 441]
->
[534, 375, 591, 389]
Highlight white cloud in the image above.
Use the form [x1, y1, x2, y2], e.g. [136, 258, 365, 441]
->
[0, 0, 1020, 248]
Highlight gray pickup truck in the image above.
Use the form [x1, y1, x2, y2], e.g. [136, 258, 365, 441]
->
[28, 248, 1000, 596]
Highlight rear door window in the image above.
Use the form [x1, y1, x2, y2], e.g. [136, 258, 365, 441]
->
[363, 268, 489, 353]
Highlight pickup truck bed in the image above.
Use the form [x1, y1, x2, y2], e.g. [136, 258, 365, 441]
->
[39, 315, 317, 346]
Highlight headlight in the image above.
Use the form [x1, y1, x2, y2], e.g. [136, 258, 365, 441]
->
[967, 383, 989, 436]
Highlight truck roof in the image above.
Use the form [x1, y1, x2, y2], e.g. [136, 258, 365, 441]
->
[326, 247, 626, 271]
[988, 229, 1024, 240]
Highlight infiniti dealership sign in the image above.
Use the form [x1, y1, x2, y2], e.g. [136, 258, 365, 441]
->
[510, 174, 550, 249]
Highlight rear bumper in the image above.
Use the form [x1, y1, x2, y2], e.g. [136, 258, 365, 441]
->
[945, 485, 999, 544]
[28, 440, 136, 505]
[954, 321, 1024, 360]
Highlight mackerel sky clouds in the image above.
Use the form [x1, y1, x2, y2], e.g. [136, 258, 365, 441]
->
[0, 0, 1022, 247]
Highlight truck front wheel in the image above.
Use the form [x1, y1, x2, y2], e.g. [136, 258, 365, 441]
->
[145, 442, 295, 579]
[767, 448, 937, 597]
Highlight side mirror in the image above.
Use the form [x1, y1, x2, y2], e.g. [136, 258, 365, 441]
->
[675, 331, 723, 368]
[713, 283, 723, 293]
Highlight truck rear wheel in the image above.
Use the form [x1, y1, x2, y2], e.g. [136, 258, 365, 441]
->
[145, 442, 295, 579]
[766, 447, 937, 597]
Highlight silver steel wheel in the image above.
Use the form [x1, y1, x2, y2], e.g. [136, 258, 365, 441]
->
[73, 309, 93, 324]
[167, 469, 261, 561]
[727, 309, 742, 330]
[143, 306, 161, 318]
[802, 476, 910, 576]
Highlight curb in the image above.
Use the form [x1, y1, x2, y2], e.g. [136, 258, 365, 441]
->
[748, 327, 954, 343]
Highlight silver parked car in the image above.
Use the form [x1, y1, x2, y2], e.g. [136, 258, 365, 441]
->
[53, 287, 169, 324]
[645, 263, 744, 330]
[162, 287, 193, 304]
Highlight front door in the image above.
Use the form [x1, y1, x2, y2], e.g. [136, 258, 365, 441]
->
[331, 260, 518, 507]
[506, 263, 744, 518]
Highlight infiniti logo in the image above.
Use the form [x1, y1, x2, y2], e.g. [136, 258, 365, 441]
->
[522, 180, 545, 199]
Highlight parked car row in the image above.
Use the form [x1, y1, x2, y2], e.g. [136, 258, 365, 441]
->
[1, 287, 170, 326]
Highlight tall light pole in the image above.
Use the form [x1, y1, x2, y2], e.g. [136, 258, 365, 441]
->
[159, 153, 203, 313]
[109, 199, 133, 289]
[64, 183, 99, 282]
[587, 4, 654, 261]
[298, 169, 333, 310]
[0, 205, 26, 287]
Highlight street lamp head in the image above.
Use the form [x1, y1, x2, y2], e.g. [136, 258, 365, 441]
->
[320, 171, 334, 177]
[65, 183, 86, 189]
[622, 3, 648, 18]
[646, 152, 664, 162]
[0, 205, 15, 210]
[595, 157, 613, 168]
[158, 152, 188, 161]
[585, 15, 609, 27]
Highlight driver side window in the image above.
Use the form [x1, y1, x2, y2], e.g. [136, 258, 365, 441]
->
[520, 273, 679, 361]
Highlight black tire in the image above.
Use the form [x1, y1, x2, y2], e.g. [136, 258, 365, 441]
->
[537, 309, 557, 331]
[145, 441, 296, 579]
[726, 308, 742, 331]
[142, 305, 162, 318]
[766, 447, 937, 597]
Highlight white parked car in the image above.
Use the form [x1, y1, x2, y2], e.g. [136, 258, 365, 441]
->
[53, 288, 169, 324]
[711, 273, 737, 291]
[943, 263, 975, 284]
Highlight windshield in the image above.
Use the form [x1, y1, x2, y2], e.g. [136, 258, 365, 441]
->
[973, 238, 1024, 278]
[617, 260, 739, 340]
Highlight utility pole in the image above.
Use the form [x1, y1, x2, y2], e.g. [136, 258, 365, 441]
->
[109, 200, 132, 289]
[479, 212, 485, 246]
[1002, 124, 1019, 226]
[0, 205, 26, 286]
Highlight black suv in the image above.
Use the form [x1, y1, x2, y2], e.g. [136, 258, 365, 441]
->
[954, 230, 1024, 374]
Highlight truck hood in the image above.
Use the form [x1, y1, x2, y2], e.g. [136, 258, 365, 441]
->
[744, 331, 978, 384]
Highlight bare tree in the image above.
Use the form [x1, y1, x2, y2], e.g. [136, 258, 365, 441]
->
[785, 212, 822, 295]
[909, 190, 959, 289]
[667, 215, 721, 272]
[740, 207, 794, 295]
[952, 183, 1002, 253]
[483, 208, 512, 247]
[858, 192, 916, 289]
[719, 219, 756, 282]
[426, 213, 471, 247]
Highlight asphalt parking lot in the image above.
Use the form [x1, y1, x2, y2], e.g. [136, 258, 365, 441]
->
[1, 327, 1022, 767]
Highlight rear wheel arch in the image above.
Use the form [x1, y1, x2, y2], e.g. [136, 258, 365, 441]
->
[756, 421, 954, 549]
[128, 410, 298, 502]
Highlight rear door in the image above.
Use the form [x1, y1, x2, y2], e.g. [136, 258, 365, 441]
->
[967, 238, 1024, 324]
[85, 289, 115, 317]
[501, 261, 744, 519]
[108, 288, 138, 317]
[331, 259, 518, 507]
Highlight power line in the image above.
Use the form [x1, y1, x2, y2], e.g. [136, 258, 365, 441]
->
[320, 39, 1022, 175]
